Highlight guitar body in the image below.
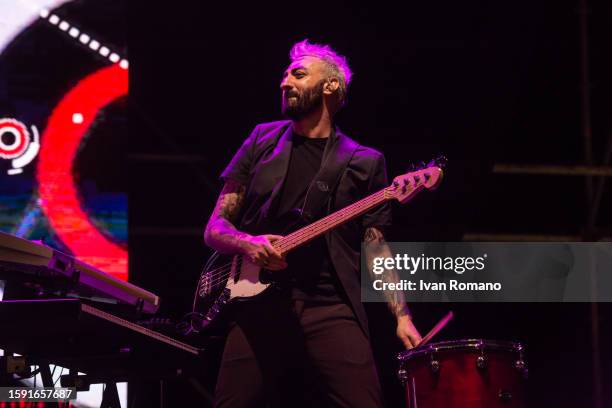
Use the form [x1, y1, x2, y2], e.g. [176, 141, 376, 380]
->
[191, 252, 274, 333]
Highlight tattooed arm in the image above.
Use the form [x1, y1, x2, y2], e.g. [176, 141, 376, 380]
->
[204, 179, 247, 253]
[204, 179, 286, 270]
[364, 227, 422, 348]
[364, 227, 410, 317]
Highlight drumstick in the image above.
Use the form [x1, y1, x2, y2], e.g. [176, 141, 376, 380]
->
[416, 311, 454, 347]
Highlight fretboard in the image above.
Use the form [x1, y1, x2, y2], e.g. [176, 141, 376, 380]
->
[274, 188, 390, 254]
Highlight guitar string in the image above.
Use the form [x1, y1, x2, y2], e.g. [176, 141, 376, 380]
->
[281, 194, 379, 248]
[276, 189, 386, 250]
[202, 192, 384, 284]
[278, 190, 387, 252]
[202, 189, 394, 287]
[200, 191, 386, 285]
[201, 178, 430, 289]
[202, 191, 389, 287]
[201, 184, 427, 289]
[199, 176, 433, 299]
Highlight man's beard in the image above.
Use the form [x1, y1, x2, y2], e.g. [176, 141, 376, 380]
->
[281, 80, 325, 120]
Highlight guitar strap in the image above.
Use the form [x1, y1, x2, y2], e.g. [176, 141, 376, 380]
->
[299, 131, 360, 222]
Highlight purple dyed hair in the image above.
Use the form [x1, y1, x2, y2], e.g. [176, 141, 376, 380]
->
[289, 39, 352, 108]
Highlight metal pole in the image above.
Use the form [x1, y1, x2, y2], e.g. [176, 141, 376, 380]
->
[577, 1, 602, 406]
[587, 131, 612, 233]
[579, 0, 594, 213]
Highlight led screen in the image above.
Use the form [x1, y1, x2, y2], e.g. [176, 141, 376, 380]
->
[0, 0, 128, 279]
[0, 1, 128, 406]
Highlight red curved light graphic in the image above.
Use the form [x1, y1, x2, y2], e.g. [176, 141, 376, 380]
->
[37, 64, 128, 280]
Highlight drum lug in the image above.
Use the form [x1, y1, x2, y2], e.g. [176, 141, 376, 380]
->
[514, 359, 525, 370]
[430, 359, 440, 373]
[514, 359, 528, 378]
[476, 355, 488, 370]
[398, 367, 409, 385]
[498, 389, 512, 402]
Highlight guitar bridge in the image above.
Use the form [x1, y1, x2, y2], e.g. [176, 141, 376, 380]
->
[198, 271, 212, 298]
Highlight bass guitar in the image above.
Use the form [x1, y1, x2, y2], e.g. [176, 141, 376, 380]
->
[190, 157, 445, 333]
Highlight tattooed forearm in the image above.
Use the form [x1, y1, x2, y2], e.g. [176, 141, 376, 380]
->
[204, 180, 251, 253]
[364, 227, 411, 319]
[364, 227, 380, 243]
[217, 181, 245, 222]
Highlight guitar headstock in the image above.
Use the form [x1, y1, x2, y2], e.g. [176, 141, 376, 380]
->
[386, 156, 446, 204]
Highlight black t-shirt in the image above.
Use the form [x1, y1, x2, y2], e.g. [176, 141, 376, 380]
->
[275, 133, 343, 303]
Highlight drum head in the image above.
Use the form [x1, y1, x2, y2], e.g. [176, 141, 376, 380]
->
[398, 338, 523, 362]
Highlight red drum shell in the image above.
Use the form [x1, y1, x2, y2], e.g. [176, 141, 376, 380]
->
[398, 339, 527, 408]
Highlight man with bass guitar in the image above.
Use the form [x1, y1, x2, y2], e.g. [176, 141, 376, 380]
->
[204, 39, 423, 408]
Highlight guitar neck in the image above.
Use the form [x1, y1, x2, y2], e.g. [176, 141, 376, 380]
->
[274, 188, 390, 254]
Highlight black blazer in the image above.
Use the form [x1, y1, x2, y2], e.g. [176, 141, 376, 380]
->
[221, 120, 392, 337]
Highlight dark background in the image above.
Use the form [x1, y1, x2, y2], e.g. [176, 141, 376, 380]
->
[128, 0, 611, 406]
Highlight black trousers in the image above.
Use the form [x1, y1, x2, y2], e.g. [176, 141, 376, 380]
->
[214, 295, 383, 408]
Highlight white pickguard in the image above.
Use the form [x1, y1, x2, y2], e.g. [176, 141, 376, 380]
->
[225, 255, 270, 299]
